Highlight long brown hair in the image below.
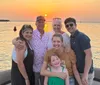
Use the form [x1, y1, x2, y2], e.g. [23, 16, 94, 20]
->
[19, 24, 33, 41]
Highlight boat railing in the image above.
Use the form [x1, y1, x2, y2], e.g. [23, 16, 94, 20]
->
[0, 70, 11, 85]
[0, 68, 100, 85]
[94, 68, 100, 82]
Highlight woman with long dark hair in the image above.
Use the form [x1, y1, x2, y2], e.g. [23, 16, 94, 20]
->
[11, 24, 34, 85]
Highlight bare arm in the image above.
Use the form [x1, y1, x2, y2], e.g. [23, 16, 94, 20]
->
[65, 69, 70, 85]
[73, 64, 83, 85]
[82, 48, 92, 85]
[16, 41, 30, 85]
[12, 38, 17, 45]
[44, 76, 48, 85]
[41, 62, 67, 79]
[12, 37, 24, 49]
[84, 48, 92, 76]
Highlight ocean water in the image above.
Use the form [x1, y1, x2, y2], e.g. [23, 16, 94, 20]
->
[0, 22, 100, 71]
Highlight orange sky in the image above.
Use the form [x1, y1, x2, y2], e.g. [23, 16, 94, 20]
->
[0, 0, 100, 22]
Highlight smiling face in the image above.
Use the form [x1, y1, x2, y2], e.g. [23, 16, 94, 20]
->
[36, 20, 45, 30]
[36, 16, 45, 31]
[50, 55, 61, 68]
[52, 36, 63, 49]
[52, 22, 62, 33]
[52, 18, 62, 33]
[65, 22, 77, 34]
[22, 28, 33, 41]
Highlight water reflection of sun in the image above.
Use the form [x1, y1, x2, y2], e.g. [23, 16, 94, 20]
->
[44, 23, 48, 32]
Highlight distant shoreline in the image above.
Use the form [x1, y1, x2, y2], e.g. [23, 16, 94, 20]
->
[0, 20, 10, 22]
[0, 19, 100, 23]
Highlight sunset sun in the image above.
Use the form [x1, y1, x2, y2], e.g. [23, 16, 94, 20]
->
[44, 14, 47, 17]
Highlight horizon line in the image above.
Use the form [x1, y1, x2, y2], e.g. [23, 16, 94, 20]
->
[0, 19, 100, 23]
[11, 19, 100, 23]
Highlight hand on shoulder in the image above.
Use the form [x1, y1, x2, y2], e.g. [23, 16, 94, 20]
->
[15, 37, 26, 50]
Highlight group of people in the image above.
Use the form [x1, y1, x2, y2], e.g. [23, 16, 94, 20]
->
[11, 16, 94, 85]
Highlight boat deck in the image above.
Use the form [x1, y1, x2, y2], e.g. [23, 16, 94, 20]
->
[5, 81, 100, 85]
[93, 81, 100, 85]
[1, 68, 100, 85]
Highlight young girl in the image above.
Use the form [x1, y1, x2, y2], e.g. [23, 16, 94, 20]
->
[44, 53, 69, 85]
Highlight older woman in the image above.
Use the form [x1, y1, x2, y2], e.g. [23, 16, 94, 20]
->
[11, 25, 34, 85]
[47, 18, 70, 50]
[41, 34, 83, 85]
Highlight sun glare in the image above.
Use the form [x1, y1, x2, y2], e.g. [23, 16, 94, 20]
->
[44, 14, 47, 17]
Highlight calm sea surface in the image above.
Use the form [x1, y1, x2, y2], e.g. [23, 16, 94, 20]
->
[0, 22, 100, 71]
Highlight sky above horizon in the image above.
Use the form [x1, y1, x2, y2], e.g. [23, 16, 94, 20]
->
[0, 0, 100, 22]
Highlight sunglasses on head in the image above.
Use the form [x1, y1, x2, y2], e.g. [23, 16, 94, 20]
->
[65, 23, 73, 28]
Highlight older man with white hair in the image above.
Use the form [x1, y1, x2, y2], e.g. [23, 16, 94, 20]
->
[47, 17, 70, 50]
